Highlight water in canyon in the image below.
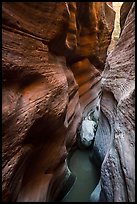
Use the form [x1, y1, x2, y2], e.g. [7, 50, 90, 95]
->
[61, 148, 100, 202]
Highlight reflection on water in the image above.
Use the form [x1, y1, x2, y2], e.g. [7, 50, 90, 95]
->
[61, 149, 100, 202]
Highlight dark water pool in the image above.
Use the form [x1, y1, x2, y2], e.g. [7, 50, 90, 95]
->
[61, 148, 100, 202]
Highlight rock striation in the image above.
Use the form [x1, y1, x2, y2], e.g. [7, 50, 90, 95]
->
[93, 2, 135, 202]
[2, 2, 115, 202]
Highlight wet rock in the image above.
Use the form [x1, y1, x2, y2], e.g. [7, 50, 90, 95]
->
[90, 180, 101, 202]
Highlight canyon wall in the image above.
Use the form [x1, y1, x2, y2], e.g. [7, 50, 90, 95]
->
[3, 2, 135, 203]
[93, 2, 135, 202]
[2, 2, 115, 202]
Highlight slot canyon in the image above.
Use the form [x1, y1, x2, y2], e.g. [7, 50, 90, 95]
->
[2, 2, 135, 202]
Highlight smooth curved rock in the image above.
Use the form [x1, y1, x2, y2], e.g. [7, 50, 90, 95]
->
[2, 2, 115, 202]
[120, 2, 133, 34]
[94, 2, 135, 202]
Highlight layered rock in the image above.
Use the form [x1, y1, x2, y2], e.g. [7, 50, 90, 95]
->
[93, 2, 135, 202]
[120, 2, 133, 34]
[2, 2, 115, 202]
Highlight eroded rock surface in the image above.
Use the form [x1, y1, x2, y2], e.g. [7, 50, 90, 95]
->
[93, 2, 135, 202]
[120, 2, 133, 34]
[2, 2, 115, 202]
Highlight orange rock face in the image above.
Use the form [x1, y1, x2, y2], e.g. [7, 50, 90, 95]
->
[2, 2, 115, 202]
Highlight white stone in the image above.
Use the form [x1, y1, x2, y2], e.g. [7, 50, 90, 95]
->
[80, 118, 96, 147]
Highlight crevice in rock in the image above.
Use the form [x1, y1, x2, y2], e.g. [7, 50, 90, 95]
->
[2, 2, 134, 202]
[107, 2, 123, 54]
